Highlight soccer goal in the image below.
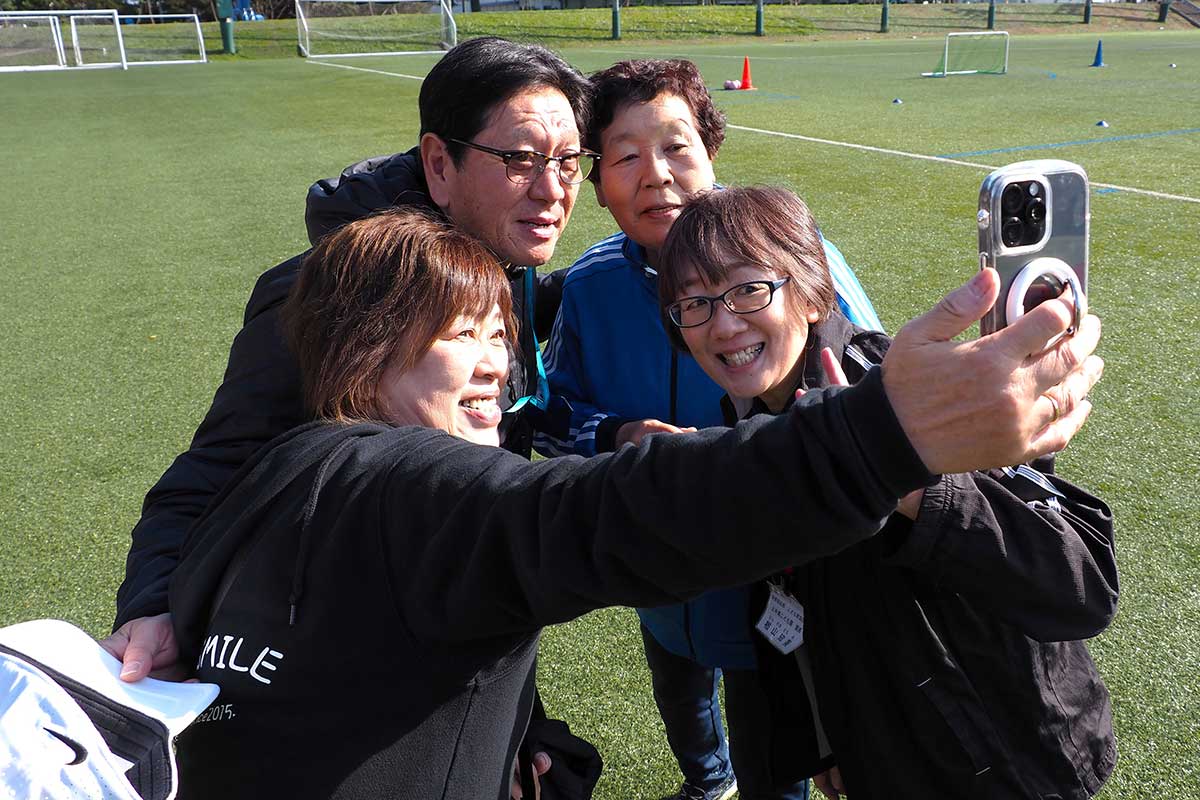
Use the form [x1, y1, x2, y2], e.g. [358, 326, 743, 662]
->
[923, 31, 1009, 78]
[296, 0, 457, 59]
[2, 9, 127, 71]
[0, 13, 67, 72]
[117, 15, 207, 66]
[67, 12, 129, 70]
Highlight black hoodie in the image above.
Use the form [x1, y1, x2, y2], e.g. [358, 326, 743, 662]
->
[116, 149, 567, 629]
[168, 365, 934, 799]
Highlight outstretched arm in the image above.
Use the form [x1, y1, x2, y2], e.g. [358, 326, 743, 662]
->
[443, 269, 1105, 639]
[390, 366, 933, 642]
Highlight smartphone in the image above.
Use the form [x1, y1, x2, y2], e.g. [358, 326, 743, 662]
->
[977, 159, 1089, 336]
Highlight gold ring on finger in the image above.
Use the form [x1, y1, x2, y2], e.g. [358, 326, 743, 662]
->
[1043, 392, 1062, 424]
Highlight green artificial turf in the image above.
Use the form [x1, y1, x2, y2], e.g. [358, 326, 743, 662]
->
[2, 21, 1198, 800]
[203, 2, 1194, 60]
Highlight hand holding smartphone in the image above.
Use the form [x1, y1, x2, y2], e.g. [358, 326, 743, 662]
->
[977, 159, 1089, 337]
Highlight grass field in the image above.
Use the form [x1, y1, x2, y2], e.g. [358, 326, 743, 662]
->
[218, 2, 1196, 59]
[2, 13, 1198, 800]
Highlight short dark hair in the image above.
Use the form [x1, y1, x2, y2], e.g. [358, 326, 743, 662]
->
[282, 208, 517, 424]
[419, 36, 592, 165]
[657, 186, 835, 351]
[587, 59, 726, 184]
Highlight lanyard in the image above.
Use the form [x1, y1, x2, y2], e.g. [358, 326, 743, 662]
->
[505, 266, 549, 414]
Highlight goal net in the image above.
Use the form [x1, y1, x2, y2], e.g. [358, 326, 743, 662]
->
[1, 9, 205, 72]
[117, 15, 207, 66]
[923, 31, 1009, 78]
[296, 0, 457, 59]
[0, 14, 66, 72]
[68, 13, 126, 69]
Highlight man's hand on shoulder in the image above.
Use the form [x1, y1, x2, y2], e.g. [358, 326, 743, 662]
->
[100, 612, 186, 682]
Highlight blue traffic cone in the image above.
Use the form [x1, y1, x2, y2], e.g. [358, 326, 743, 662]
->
[1091, 40, 1106, 68]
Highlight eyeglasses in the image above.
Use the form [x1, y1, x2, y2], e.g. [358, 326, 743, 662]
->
[448, 138, 598, 185]
[667, 277, 791, 328]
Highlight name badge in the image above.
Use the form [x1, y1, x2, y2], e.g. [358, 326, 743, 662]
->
[754, 582, 804, 654]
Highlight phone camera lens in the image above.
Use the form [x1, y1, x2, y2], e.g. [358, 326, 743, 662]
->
[1002, 217, 1024, 247]
[1026, 198, 1046, 224]
[1001, 185, 1024, 215]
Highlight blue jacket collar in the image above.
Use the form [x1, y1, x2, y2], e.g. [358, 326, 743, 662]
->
[621, 236, 657, 278]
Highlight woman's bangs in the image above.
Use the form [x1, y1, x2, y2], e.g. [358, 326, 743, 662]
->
[441, 246, 516, 333]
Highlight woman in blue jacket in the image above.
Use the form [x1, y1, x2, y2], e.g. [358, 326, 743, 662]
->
[536, 59, 881, 800]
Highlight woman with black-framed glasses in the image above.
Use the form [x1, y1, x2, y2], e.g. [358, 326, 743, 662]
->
[656, 185, 1118, 800]
[666, 277, 790, 329]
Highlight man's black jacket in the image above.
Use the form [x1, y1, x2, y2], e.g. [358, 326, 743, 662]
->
[115, 149, 567, 628]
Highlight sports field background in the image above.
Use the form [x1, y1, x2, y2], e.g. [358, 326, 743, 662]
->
[2, 9, 1198, 799]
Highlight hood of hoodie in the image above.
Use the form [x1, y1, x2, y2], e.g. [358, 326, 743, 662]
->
[304, 148, 438, 246]
[168, 421, 400, 667]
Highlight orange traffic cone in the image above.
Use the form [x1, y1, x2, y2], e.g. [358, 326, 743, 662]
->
[740, 56, 755, 91]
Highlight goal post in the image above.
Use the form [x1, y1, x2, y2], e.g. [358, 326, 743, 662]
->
[1, 9, 128, 71]
[0, 9, 206, 72]
[117, 15, 208, 66]
[0, 13, 67, 72]
[68, 12, 129, 71]
[923, 30, 1009, 78]
[296, 0, 456, 59]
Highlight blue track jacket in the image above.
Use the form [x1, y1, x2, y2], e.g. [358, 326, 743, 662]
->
[534, 232, 882, 668]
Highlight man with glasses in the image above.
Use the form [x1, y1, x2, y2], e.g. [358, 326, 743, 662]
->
[104, 31, 591, 700]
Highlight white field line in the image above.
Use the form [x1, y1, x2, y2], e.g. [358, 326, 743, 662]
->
[583, 47, 917, 61]
[305, 58, 423, 81]
[299, 63, 1198, 205]
[729, 123, 1200, 204]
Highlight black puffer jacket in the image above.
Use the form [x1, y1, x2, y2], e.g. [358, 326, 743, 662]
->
[116, 149, 566, 628]
[731, 312, 1118, 800]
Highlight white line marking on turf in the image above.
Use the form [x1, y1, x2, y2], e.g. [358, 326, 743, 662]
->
[297, 65, 1199, 205]
[729, 123, 1200, 204]
[583, 48, 825, 61]
[584, 47, 920, 61]
[730, 124, 996, 168]
[306, 59, 424, 81]
[1088, 180, 1200, 203]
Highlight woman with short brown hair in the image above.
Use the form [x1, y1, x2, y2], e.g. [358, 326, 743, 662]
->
[283, 207, 517, 431]
[167, 207, 939, 800]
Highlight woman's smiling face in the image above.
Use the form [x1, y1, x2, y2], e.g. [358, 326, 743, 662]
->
[594, 92, 716, 265]
[675, 263, 820, 413]
[378, 304, 510, 447]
